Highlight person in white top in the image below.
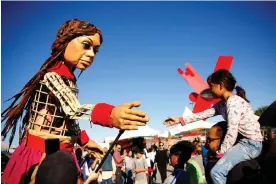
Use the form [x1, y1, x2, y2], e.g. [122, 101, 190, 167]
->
[164, 69, 263, 184]
[143, 148, 152, 167]
[125, 149, 135, 184]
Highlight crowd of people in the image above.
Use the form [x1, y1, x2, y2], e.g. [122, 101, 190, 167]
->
[76, 140, 199, 184]
[74, 123, 276, 184]
[1, 18, 276, 184]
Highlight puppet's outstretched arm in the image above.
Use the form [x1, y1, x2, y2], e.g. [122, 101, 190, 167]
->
[43, 72, 149, 131]
[44, 72, 113, 127]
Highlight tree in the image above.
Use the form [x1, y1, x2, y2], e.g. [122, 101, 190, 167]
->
[254, 105, 269, 117]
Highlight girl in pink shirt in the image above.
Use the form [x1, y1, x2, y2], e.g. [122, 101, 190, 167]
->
[164, 69, 263, 184]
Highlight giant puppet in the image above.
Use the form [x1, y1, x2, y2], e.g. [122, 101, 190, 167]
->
[1, 19, 149, 184]
[177, 56, 233, 113]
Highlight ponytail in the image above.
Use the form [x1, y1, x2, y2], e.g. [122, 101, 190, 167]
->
[235, 86, 250, 103]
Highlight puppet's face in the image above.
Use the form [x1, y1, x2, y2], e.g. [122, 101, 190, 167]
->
[64, 33, 101, 70]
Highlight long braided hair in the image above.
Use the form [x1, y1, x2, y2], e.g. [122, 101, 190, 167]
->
[1, 19, 103, 147]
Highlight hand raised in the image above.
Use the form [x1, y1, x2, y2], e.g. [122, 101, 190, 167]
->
[110, 101, 149, 130]
[84, 172, 99, 184]
[84, 139, 103, 157]
[163, 117, 180, 126]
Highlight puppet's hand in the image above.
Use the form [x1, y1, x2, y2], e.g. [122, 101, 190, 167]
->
[110, 101, 149, 130]
[163, 117, 180, 126]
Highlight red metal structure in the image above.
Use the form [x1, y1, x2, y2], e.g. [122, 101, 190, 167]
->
[178, 56, 234, 113]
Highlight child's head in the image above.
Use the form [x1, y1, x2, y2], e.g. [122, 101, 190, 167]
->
[103, 147, 108, 153]
[207, 69, 249, 102]
[126, 149, 133, 157]
[151, 145, 157, 152]
[136, 149, 144, 159]
[123, 149, 127, 156]
[169, 141, 195, 167]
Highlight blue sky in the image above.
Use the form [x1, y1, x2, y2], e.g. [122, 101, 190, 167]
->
[2, 2, 276, 145]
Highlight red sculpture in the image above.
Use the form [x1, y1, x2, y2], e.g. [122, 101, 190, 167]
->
[178, 56, 234, 113]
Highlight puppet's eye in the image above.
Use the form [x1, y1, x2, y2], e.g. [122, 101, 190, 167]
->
[82, 42, 91, 50]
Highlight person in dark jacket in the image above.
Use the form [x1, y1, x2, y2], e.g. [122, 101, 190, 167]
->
[154, 142, 169, 183]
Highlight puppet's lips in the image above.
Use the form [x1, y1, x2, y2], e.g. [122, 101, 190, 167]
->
[80, 60, 91, 67]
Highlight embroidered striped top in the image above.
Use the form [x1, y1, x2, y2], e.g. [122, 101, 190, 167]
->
[180, 95, 263, 153]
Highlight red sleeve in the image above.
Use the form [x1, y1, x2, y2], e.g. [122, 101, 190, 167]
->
[91, 103, 115, 128]
[79, 130, 90, 146]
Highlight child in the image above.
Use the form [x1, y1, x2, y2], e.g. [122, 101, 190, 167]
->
[163, 140, 194, 184]
[125, 149, 134, 184]
[186, 158, 205, 184]
[164, 69, 263, 184]
[133, 149, 148, 184]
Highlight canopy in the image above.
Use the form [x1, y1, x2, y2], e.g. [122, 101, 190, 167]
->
[169, 107, 215, 136]
[1, 142, 9, 151]
[98, 142, 110, 149]
[119, 125, 159, 140]
[1, 142, 16, 153]
[158, 130, 170, 138]
[104, 136, 116, 143]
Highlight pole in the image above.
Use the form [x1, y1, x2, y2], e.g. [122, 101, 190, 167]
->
[80, 130, 125, 173]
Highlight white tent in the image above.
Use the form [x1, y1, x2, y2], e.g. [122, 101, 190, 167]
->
[169, 107, 215, 136]
[1, 142, 9, 151]
[104, 136, 116, 143]
[119, 125, 159, 140]
[158, 130, 169, 138]
[1, 142, 17, 153]
[98, 142, 110, 149]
